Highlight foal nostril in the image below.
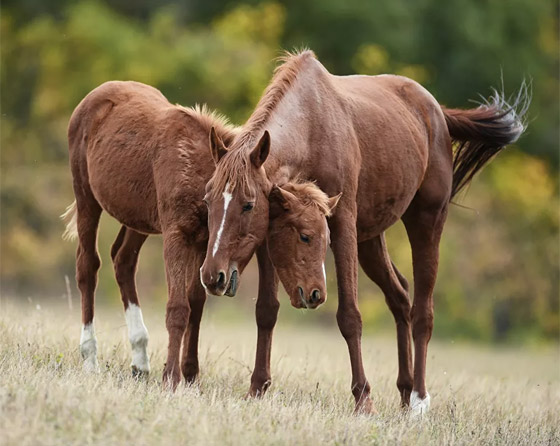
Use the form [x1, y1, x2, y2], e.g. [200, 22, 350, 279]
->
[217, 271, 226, 287]
[310, 289, 321, 304]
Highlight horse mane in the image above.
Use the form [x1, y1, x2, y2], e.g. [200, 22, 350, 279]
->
[178, 103, 239, 145]
[234, 49, 316, 149]
[283, 180, 333, 217]
[210, 49, 317, 197]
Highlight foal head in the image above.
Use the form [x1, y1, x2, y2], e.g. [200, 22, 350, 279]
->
[266, 182, 339, 308]
[200, 128, 340, 308]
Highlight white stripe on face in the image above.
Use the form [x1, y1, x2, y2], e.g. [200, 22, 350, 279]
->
[323, 219, 329, 285]
[212, 182, 232, 257]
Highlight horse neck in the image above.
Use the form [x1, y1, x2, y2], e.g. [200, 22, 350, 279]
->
[259, 66, 333, 185]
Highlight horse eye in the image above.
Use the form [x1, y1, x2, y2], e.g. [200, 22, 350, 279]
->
[242, 202, 254, 212]
[300, 233, 310, 243]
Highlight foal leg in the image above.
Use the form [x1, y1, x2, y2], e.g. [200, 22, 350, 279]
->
[111, 226, 149, 377]
[402, 198, 448, 417]
[75, 196, 102, 373]
[330, 207, 374, 414]
[358, 234, 413, 406]
[161, 228, 191, 389]
[248, 242, 280, 397]
[180, 249, 207, 384]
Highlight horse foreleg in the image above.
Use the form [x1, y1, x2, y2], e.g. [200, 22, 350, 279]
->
[248, 242, 280, 397]
[330, 208, 375, 414]
[111, 226, 149, 377]
[161, 228, 191, 390]
[181, 249, 207, 384]
[358, 234, 413, 407]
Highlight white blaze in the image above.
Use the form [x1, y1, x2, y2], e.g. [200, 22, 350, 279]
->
[125, 303, 150, 374]
[323, 220, 329, 285]
[80, 322, 99, 373]
[212, 182, 232, 257]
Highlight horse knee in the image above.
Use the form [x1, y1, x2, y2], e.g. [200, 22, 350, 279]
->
[336, 307, 363, 340]
[411, 309, 434, 340]
[256, 299, 279, 330]
[166, 303, 190, 332]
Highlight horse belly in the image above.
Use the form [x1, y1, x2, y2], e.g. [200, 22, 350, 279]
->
[356, 145, 427, 241]
[88, 144, 161, 234]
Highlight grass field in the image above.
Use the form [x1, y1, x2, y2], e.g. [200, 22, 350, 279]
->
[0, 299, 558, 446]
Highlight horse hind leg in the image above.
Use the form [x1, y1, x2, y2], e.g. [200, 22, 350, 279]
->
[402, 165, 451, 417]
[358, 234, 413, 407]
[111, 226, 149, 377]
[75, 194, 102, 373]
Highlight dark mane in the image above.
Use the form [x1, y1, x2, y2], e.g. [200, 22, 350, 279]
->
[210, 49, 317, 197]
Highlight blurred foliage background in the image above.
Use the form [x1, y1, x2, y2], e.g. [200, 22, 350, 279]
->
[1, 0, 558, 343]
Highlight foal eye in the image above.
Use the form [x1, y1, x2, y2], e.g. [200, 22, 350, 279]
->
[300, 234, 310, 243]
[242, 202, 254, 212]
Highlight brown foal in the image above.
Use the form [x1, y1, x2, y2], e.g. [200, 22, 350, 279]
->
[200, 50, 529, 415]
[63, 80, 335, 388]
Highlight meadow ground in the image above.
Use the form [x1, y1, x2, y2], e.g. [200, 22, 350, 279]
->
[0, 299, 558, 446]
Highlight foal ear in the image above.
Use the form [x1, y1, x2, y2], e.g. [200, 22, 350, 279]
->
[268, 184, 291, 219]
[209, 126, 228, 164]
[327, 192, 343, 214]
[250, 130, 270, 168]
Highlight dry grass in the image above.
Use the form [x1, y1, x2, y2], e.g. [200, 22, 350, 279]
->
[0, 300, 558, 446]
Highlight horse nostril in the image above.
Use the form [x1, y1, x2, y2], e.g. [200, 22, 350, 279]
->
[217, 271, 226, 287]
[310, 289, 320, 303]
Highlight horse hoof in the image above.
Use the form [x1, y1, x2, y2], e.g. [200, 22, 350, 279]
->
[131, 365, 149, 380]
[409, 391, 431, 418]
[82, 356, 100, 374]
[354, 397, 378, 415]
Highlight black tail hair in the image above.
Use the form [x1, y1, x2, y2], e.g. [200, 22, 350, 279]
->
[442, 81, 531, 199]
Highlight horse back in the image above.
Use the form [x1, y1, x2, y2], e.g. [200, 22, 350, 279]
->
[332, 74, 451, 237]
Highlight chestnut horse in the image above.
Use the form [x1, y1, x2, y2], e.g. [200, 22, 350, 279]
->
[200, 50, 529, 415]
[62, 80, 337, 387]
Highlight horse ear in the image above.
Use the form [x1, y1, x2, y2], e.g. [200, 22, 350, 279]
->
[250, 130, 270, 168]
[268, 184, 291, 219]
[327, 192, 342, 214]
[209, 126, 228, 164]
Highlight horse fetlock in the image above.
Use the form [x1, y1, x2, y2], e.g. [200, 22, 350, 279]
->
[80, 323, 99, 373]
[353, 396, 377, 415]
[409, 390, 431, 418]
[125, 303, 150, 373]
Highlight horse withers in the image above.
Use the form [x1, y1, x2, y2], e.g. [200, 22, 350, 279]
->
[200, 50, 529, 415]
[62, 80, 335, 388]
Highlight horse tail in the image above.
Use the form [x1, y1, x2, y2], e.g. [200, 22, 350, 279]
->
[442, 82, 530, 199]
[61, 200, 78, 241]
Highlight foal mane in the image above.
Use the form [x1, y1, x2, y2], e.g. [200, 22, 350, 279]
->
[178, 103, 238, 145]
[210, 49, 317, 198]
[283, 181, 333, 217]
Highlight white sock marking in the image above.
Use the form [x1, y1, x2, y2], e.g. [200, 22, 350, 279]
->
[125, 303, 150, 373]
[80, 322, 99, 373]
[410, 390, 431, 418]
[212, 182, 232, 257]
